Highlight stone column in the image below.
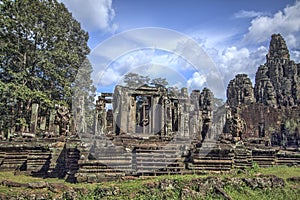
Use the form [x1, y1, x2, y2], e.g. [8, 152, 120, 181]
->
[49, 108, 56, 134]
[30, 103, 39, 134]
[161, 97, 166, 135]
[119, 90, 128, 134]
[95, 96, 107, 135]
[40, 116, 46, 131]
[152, 96, 160, 134]
[128, 96, 136, 133]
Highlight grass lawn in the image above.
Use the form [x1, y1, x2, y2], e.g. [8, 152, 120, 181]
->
[0, 166, 299, 199]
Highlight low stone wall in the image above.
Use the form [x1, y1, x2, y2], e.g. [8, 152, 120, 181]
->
[0, 137, 299, 183]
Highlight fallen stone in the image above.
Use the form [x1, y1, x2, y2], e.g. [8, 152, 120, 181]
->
[27, 181, 48, 189]
[214, 186, 233, 200]
[1, 180, 27, 187]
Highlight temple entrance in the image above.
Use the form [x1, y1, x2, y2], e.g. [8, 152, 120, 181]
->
[135, 96, 151, 134]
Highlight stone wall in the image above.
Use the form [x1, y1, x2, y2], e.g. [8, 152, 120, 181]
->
[226, 34, 300, 146]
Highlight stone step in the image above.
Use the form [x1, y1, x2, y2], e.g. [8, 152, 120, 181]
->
[187, 166, 231, 171]
[192, 159, 233, 164]
[192, 156, 233, 160]
[79, 168, 131, 173]
[135, 154, 181, 159]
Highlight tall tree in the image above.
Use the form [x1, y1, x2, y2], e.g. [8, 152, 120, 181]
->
[0, 0, 92, 135]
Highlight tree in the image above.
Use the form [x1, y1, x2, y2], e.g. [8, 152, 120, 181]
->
[168, 86, 180, 96]
[123, 73, 150, 88]
[0, 0, 92, 135]
[151, 77, 168, 87]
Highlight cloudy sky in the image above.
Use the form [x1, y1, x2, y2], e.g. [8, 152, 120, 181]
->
[59, 0, 300, 99]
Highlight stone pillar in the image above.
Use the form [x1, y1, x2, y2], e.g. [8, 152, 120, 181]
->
[40, 116, 46, 131]
[30, 103, 39, 134]
[119, 90, 128, 134]
[49, 108, 56, 134]
[161, 97, 166, 135]
[113, 94, 121, 135]
[164, 98, 172, 135]
[95, 97, 106, 135]
[179, 103, 184, 136]
[181, 100, 190, 137]
[152, 96, 160, 134]
[197, 110, 203, 140]
[128, 96, 136, 133]
[94, 111, 98, 135]
[166, 102, 172, 134]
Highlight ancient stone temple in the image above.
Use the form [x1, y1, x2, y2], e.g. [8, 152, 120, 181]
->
[95, 84, 219, 140]
[0, 34, 299, 183]
[255, 34, 300, 107]
[226, 34, 300, 146]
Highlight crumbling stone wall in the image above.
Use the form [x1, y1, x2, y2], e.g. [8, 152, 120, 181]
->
[226, 34, 300, 147]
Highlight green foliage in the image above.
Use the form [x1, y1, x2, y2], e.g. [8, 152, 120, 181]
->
[250, 162, 260, 174]
[0, 0, 94, 134]
[123, 73, 150, 87]
[151, 77, 168, 87]
[224, 184, 299, 200]
[285, 119, 298, 132]
[123, 73, 171, 88]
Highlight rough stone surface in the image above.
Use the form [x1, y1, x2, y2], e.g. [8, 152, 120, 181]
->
[227, 74, 255, 107]
[225, 34, 300, 147]
[255, 34, 300, 107]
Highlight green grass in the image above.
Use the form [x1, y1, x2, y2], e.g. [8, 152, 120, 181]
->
[0, 166, 299, 199]
[224, 184, 299, 200]
[257, 165, 300, 179]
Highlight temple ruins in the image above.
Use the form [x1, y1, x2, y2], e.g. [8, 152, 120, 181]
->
[0, 34, 299, 183]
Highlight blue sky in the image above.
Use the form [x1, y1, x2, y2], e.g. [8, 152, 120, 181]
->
[59, 0, 300, 99]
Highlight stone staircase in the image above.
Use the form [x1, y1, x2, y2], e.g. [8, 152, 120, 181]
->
[75, 136, 190, 181]
[251, 148, 276, 167]
[275, 150, 300, 166]
[75, 137, 132, 182]
[0, 142, 51, 176]
[134, 144, 186, 175]
[76, 160, 126, 182]
[27, 150, 51, 177]
[47, 146, 66, 178]
[0, 151, 27, 171]
[188, 141, 234, 171]
[233, 145, 252, 169]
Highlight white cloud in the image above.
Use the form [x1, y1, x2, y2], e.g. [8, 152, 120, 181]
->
[217, 46, 267, 86]
[291, 50, 300, 63]
[221, 47, 250, 64]
[234, 10, 265, 18]
[187, 72, 207, 90]
[244, 1, 300, 46]
[95, 68, 120, 86]
[95, 49, 192, 87]
[58, 0, 117, 32]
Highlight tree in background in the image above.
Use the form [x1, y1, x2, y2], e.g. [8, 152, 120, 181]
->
[0, 0, 94, 136]
[123, 73, 150, 88]
[151, 77, 168, 87]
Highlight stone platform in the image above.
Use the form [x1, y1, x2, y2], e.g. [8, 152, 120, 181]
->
[0, 135, 299, 183]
